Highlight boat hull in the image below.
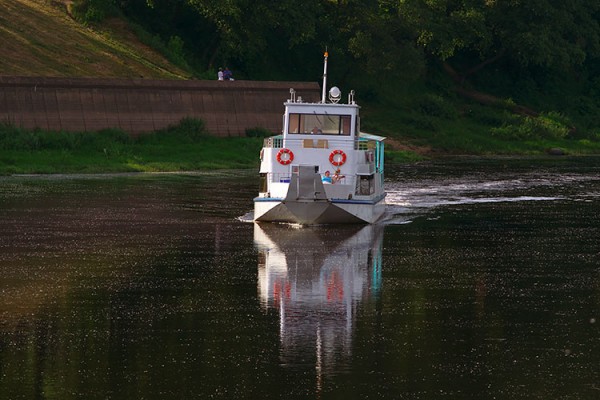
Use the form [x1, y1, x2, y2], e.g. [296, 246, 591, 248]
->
[254, 196, 386, 225]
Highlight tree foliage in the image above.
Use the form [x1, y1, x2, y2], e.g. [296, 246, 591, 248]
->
[111, 0, 600, 102]
[393, 0, 600, 75]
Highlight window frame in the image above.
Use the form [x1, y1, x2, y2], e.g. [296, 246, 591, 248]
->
[287, 113, 352, 136]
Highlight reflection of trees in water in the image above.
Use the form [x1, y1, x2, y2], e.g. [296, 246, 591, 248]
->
[0, 174, 256, 330]
[254, 223, 383, 373]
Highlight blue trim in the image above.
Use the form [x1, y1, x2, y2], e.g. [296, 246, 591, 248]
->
[332, 199, 373, 205]
[254, 197, 284, 202]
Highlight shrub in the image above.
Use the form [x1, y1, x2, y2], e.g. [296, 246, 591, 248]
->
[71, 0, 119, 24]
[127, 24, 193, 74]
[496, 97, 517, 111]
[37, 130, 81, 150]
[139, 118, 208, 143]
[490, 112, 570, 141]
[385, 149, 424, 163]
[18, 131, 42, 150]
[174, 117, 207, 140]
[95, 128, 132, 144]
[401, 114, 437, 132]
[245, 127, 273, 138]
[0, 123, 134, 151]
[469, 106, 514, 127]
[528, 113, 569, 139]
[417, 94, 457, 119]
[167, 36, 186, 64]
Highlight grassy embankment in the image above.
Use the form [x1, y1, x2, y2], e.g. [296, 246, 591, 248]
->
[0, 0, 189, 78]
[357, 71, 600, 160]
[1, 0, 599, 175]
[0, 120, 264, 175]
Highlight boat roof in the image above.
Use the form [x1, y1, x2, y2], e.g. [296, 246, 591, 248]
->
[359, 132, 386, 141]
[284, 101, 359, 114]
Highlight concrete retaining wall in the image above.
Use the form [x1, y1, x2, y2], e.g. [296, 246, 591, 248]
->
[0, 76, 321, 136]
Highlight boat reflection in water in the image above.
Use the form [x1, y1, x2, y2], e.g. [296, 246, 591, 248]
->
[254, 223, 384, 374]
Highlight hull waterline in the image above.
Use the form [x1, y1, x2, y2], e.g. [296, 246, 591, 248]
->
[254, 196, 386, 225]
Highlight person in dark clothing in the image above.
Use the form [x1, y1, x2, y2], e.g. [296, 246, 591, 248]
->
[223, 67, 233, 80]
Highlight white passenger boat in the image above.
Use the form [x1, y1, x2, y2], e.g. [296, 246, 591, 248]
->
[253, 52, 386, 224]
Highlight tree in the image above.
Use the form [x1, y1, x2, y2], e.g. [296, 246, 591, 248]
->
[393, 0, 600, 81]
[184, 0, 324, 76]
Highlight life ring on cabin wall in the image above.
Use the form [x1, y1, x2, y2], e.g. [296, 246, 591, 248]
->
[276, 148, 294, 165]
[329, 149, 347, 166]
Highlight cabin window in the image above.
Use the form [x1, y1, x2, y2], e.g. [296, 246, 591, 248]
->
[288, 114, 351, 136]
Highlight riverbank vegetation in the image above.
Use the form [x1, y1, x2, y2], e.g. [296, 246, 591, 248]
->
[2, 0, 600, 163]
[2, 116, 597, 175]
[0, 119, 263, 175]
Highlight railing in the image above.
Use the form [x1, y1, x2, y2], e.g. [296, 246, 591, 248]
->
[261, 134, 384, 174]
[264, 171, 349, 185]
[262, 135, 377, 151]
[332, 176, 347, 185]
[263, 135, 284, 148]
[356, 138, 370, 150]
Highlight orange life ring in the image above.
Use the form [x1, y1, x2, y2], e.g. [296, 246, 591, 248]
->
[329, 149, 347, 166]
[276, 148, 294, 165]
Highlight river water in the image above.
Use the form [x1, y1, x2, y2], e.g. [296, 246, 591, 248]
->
[0, 157, 598, 399]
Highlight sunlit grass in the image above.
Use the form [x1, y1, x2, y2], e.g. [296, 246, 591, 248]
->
[2, 107, 599, 176]
[362, 96, 600, 157]
[0, 119, 264, 175]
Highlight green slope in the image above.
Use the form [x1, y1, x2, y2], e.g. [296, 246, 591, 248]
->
[0, 0, 187, 79]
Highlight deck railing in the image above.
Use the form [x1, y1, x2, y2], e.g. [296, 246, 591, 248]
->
[264, 171, 347, 185]
[263, 135, 377, 151]
[262, 134, 384, 174]
[264, 135, 284, 148]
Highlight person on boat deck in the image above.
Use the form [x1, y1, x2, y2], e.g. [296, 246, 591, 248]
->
[322, 170, 332, 184]
[311, 126, 322, 134]
[217, 67, 224, 81]
[332, 169, 345, 183]
[223, 67, 233, 80]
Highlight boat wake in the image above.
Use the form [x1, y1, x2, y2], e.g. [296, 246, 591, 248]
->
[381, 173, 585, 225]
[241, 171, 598, 226]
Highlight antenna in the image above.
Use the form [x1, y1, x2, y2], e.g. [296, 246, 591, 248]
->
[321, 49, 328, 103]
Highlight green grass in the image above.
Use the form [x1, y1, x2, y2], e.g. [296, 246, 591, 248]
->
[2, 105, 599, 176]
[0, 119, 264, 175]
[360, 79, 600, 157]
[3, 114, 599, 176]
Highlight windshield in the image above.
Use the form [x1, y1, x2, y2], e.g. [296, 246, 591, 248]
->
[287, 114, 352, 136]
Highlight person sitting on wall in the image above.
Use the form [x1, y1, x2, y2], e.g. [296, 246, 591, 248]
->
[322, 170, 332, 184]
[218, 67, 224, 81]
[223, 67, 233, 80]
[332, 169, 345, 184]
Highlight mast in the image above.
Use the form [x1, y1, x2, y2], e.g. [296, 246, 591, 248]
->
[321, 50, 328, 104]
